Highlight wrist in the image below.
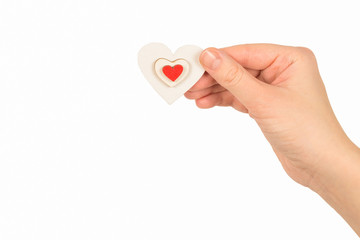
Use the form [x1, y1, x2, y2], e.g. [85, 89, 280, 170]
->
[309, 137, 360, 235]
[309, 137, 360, 195]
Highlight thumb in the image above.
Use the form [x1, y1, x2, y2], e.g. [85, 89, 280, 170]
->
[199, 47, 269, 108]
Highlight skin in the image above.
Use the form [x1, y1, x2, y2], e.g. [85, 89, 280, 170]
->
[184, 44, 360, 236]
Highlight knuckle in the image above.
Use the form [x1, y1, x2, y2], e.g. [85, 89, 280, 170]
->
[223, 66, 244, 87]
[295, 47, 316, 59]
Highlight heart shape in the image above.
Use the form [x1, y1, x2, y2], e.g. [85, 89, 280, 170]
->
[163, 65, 183, 81]
[138, 43, 204, 104]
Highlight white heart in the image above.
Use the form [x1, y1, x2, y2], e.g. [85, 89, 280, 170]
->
[138, 43, 205, 104]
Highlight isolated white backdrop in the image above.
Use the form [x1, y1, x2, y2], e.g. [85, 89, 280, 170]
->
[1, 0, 360, 239]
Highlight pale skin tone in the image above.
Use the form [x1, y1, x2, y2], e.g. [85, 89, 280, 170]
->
[184, 44, 360, 236]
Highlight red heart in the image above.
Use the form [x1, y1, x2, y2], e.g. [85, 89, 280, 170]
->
[162, 65, 183, 82]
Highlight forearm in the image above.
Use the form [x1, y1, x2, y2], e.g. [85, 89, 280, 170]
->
[311, 138, 360, 236]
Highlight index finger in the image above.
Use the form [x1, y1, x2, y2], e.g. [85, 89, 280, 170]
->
[220, 43, 296, 71]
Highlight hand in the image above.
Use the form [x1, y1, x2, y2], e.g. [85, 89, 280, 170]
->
[185, 44, 360, 235]
[186, 44, 349, 187]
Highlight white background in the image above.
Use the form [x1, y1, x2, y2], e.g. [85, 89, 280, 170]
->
[1, 0, 360, 239]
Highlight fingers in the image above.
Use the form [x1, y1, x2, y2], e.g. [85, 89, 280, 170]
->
[195, 91, 248, 113]
[184, 84, 226, 99]
[189, 69, 260, 96]
[195, 91, 233, 108]
[199, 47, 271, 108]
[188, 72, 217, 91]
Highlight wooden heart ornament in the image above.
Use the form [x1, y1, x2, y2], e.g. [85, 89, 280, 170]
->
[138, 43, 205, 104]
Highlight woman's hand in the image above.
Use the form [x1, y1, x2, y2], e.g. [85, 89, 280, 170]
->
[185, 44, 360, 235]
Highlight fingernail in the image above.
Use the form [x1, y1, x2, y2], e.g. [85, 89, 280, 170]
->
[200, 48, 221, 71]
